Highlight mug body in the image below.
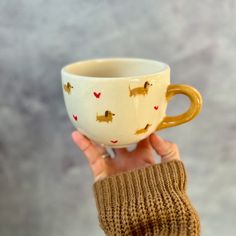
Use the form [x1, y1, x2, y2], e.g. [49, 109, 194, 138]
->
[62, 58, 170, 147]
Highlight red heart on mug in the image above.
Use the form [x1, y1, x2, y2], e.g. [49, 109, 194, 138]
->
[93, 92, 101, 98]
[154, 106, 159, 110]
[73, 115, 78, 121]
[110, 140, 118, 143]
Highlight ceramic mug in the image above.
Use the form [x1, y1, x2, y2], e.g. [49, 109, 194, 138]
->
[61, 58, 202, 148]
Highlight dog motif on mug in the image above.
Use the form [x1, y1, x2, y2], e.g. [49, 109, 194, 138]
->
[129, 81, 152, 97]
[96, 110, 115, 123]
[135, 124, 152, 135]
[64, 82, 73, 94]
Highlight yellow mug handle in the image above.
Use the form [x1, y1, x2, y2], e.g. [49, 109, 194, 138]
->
[157, 84, 203, 130]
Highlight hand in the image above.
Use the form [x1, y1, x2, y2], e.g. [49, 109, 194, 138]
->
[71, 131, 180, 182]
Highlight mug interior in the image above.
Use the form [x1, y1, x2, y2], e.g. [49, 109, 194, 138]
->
[63, 58, 169, 78]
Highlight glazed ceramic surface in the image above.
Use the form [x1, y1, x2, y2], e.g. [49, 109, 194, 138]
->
[61, 58, 202, 147]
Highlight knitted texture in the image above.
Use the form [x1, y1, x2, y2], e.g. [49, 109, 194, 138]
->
[93, 160, 200, 236]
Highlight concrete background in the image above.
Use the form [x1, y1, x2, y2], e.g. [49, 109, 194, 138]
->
[0, 0, 236, 235]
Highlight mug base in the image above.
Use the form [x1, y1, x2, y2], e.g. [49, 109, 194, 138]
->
[101, 143, 137, 149]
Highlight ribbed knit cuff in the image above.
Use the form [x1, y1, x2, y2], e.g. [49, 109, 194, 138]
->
[93, 160, 200, 236]
[93, 160, 187, 208]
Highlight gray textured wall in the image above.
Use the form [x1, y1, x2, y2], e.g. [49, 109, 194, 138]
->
[0, 0, 236, 235]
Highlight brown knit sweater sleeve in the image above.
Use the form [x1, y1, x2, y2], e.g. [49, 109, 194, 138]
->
[93, 160, 200, 236]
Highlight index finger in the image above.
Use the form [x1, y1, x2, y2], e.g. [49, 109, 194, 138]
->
[71, 131, 106, 165]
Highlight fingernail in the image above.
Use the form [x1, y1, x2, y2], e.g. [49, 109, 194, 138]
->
[151, 133, 158, 139]
[71, 131, 78, 138]
[156, 134, 163, 141]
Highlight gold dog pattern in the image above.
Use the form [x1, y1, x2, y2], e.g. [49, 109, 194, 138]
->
[64, 82, 73, 94]
[135, 124, 152, 135]
[96, 110, 115, 123]
[129, 81, 152, 97]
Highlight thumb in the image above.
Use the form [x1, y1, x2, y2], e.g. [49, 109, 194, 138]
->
[149, 133, 180, 163]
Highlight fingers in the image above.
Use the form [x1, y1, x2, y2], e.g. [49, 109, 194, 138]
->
[71, 131, 106, 165]
[149, 133, 180, 163]
[137, 137, 151, 150]
[92, 141, 109, 158]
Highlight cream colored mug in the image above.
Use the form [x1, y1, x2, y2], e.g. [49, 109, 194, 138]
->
[62, 58, 202, 148]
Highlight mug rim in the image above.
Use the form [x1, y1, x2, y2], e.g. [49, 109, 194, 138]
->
[61, 57, 170, 80]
